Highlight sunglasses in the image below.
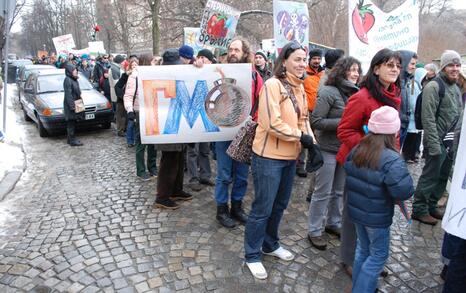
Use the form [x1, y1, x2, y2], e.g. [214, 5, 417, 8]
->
[383, 62, 402, 70]
[289, 41, 305, 51]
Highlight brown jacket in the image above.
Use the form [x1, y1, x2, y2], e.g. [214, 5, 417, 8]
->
[252, 73, 314, 160]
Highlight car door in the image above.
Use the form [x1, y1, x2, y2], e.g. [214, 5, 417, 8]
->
[23, 74, 37, 121]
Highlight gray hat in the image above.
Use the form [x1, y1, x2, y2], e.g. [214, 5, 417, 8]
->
[162, 48, 182, 65]
[440, 50, 461, 71]
[255, 50, 268, 60]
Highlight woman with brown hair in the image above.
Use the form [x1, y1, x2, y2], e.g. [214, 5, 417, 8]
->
[244, 41, 315, 279]
[307, 57, 361, 250]
[124, 54, 157, 181]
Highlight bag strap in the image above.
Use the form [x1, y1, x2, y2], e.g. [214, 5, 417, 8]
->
[433, 76, 445, 119]
[132, 77, 138, 109]
[250, 71, 259, 116]
[279, 79, 301, 117]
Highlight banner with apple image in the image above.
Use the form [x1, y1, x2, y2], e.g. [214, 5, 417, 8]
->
[197, 0, 241, 49]
[273, 0, 309, 54]
[348, 0, 419, 72]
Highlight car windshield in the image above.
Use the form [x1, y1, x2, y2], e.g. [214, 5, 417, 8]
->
[24, 68, 53, 81]
[37, 74, 94, 93]
[13, 60, 33, 67]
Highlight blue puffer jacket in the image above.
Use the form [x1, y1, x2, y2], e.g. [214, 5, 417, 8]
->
[344, 147, 414, 228]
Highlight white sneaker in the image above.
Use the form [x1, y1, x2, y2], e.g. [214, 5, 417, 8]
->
[263, 246, 294, 261]
[246, 262, 268, 279]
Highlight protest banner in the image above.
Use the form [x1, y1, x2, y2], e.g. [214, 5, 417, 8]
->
[442, 112, 466, 240]
[88, 41, 106, 55]
[348, 0, 419, 71]
[273, 0, 309, 54]
[261, 39, 276, 55]
[137, 64, 252, 144]
[52, 34, 76, 55]
[198, 0, 241, 49]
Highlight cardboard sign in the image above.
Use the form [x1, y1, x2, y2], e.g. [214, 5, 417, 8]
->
[273, 0, 310, 53]
[137, 64, 252, 144]
[198, 0, 241, 49]
[52, 34, 76, 55]
[443, 110, 466, 240]
[348, 0, 419, 71]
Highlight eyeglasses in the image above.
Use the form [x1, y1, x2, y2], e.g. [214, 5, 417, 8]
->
[383, 62, 402, 70]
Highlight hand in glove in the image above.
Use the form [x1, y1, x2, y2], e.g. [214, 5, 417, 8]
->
[127, 111, 135, 121]
[300, 133, 314, 149]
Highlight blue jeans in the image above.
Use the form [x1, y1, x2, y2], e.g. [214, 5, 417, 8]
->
[244, 154, 296, 263]
[352, 223, 390, 293]
[126, 119, 135, 145]
[214, 141, 249, 204]
[443, 234, 466, 293]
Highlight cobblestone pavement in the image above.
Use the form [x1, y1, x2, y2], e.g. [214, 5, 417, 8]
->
[0, 98, 445, 292]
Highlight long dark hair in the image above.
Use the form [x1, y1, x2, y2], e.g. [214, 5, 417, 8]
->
[352, 133, 397, 170]
[360, 49, 401, 108]
[273, 42, 305, 79]
[138, 53, 153, 66]
[326, 56, 362, 87]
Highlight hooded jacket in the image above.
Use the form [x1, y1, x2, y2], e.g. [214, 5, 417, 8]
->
[303, 65, 324, 112]
[398, 50, 417, 129]
[63, 64, 81, 121]
[336, 85, 401, 165]
[345, 147, 414, 228]
[252, 73, 313, 160]
[311, 79, 359, 153]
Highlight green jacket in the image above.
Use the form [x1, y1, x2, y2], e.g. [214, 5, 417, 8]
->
[421, 72, 462, 156]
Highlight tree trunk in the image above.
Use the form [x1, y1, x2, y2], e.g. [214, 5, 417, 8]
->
[149, 0, 161, 55]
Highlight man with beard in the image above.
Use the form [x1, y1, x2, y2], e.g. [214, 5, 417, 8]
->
[213, 37, 263, 228]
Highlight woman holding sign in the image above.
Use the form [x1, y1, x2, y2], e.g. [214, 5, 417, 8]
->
[244, 41, 315, 279]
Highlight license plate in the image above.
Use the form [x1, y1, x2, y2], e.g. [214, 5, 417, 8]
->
[85, 113, 95, 120]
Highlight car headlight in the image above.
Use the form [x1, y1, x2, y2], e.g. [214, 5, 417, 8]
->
[42, 108, 63, 116]
[96, 101, 111, 110]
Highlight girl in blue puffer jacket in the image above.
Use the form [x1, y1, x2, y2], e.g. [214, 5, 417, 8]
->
[344, 106, 414, 293]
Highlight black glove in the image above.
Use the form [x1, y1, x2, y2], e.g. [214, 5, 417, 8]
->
[300, 133, 314, 149]
[127, 111, 135, 121]
[76, 112, 85, 121]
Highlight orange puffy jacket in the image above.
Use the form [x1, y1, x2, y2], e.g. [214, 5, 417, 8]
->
[303, 66, 324, 112]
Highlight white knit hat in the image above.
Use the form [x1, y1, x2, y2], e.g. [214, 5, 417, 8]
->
[368, 106, 400, 135]
[440, 50, 461, 71]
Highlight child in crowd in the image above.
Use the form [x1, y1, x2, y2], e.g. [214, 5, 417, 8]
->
[344, 106, 414, 292]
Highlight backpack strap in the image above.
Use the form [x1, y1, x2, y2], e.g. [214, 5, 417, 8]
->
[434, 76, 445, 119]
[133, 77, 138, 109]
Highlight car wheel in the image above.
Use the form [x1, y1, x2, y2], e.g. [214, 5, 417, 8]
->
[23, 107, 32, 122]
[37, 116, 48, 137]
[101, 121, 111, 129]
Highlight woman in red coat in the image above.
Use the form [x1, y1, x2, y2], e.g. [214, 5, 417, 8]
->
[337, 48, 402, 277]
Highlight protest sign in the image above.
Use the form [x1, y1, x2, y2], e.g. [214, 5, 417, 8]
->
[273, 0, 309, 54]
[198, 0, 241, 49]
[184, 27, 204, 55]
[88, 41, 106, 55]
[348, 0, 419, 71]
[52, 34, 76, 55]
[443, 111, 466, 240]
[137, 64, 252, 144]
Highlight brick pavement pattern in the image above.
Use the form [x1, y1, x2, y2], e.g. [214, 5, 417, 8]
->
[0, 109, 445, 292]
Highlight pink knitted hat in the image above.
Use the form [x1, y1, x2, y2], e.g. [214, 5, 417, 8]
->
[368, 106, 400, 134]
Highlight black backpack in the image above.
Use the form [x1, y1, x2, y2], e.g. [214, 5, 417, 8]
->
[114, 72, 129, 102]
[414, 76, 445, 130]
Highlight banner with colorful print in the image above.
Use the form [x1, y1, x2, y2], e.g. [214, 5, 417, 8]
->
[348, 0, 419, 71]
[273, 0, 309, 54]
[198, 0, 241, 49]
[137, 64, 252, 144]
[52, 34, 76, 55]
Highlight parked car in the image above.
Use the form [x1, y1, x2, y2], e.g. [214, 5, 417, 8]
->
[6, 59, 33, 83]
[17, 64, 55, 100]
[21, 69, 113, 137]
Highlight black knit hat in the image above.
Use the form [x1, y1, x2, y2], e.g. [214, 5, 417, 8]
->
[309, 48, 323, 58]
[197, 49, 215, 63]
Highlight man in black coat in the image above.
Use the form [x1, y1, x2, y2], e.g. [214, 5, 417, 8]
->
[64, 64, 83, 146]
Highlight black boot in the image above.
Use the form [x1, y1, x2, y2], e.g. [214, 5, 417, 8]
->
[230, 200, 248, 224]
[69, 138, 83, 146]
[216, 205, 236, 228]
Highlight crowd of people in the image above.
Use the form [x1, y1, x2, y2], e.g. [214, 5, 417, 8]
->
[57, 38, 466, 292]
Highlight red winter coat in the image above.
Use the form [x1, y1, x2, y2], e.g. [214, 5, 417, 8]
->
[336, 85, 401, 165]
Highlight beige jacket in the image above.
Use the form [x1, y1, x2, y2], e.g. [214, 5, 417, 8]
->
[123, 71, 139, 112]
[252, 73, 314, 160]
